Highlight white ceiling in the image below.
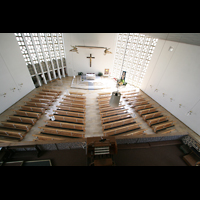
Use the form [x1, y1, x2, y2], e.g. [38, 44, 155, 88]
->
[140, 33, 200, 46]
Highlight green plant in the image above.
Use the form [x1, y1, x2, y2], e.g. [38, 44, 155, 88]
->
[78, 72, 83, 75]
[98, 72, 103, 76]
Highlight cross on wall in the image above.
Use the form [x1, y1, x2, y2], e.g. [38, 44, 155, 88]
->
[86, 54, 95, 67]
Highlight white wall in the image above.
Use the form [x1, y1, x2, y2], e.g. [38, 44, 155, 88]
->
[63, 33, 117, 76]
[0, 33, 35, 114]
[141, 39, 200, 136]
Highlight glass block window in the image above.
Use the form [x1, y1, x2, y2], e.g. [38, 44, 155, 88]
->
[112, 33, 158, 88]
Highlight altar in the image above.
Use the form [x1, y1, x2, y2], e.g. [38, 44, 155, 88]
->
[86, 73, 96, 80]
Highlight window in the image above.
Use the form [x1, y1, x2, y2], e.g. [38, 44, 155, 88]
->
[14, 33, 67, 82]
[112, 33, 158, 88]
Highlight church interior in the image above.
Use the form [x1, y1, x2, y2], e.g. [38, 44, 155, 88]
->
[0, 33, 199, 166]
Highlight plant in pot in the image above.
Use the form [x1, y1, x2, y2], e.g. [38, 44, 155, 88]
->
[98, 72, 103, 76]
[78, 72, 83, 75]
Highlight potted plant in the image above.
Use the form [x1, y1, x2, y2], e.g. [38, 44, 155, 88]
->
[78, 72, 83, 75]
[98, 72, 103, 76]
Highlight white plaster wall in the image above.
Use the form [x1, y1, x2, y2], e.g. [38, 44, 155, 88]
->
[63, 33, 117, 76]
[0, 33, 35, 114]
[141, 39, 200, 136]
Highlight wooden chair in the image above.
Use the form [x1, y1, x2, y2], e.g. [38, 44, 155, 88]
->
[151, 121, 175, 133]
[56, 105, 85, 113]
[103, 123, 141, 136]
[100, 109, 129, 118]
[0, 122, 32, 132]
[44, 120, 85, 131]
[102, 118, 136, 131]
[18, 106, 46, 114]
[12, 110, 41, 119]
[6, 116, 37, 125]
[0, 128, 26, 140]
[37, 126, 85, 138]
[53, 110, 85, 119]
[49, 115, 85, 124]
[142, 111, 163, 121]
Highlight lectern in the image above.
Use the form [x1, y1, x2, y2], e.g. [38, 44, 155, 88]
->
[86, 136, 117, 166]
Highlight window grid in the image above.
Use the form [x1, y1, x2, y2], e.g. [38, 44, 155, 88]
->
[14, 33, 66, 80]
[112, 33, 158, 88]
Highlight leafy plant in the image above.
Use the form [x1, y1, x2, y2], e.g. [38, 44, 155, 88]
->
[78, 72, 83, 75]
[98, 72, 103, 76]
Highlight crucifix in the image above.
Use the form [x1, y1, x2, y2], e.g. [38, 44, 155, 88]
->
[87, 54, 95, 67]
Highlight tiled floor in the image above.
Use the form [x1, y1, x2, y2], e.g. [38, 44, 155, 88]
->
[0, 76, 198, 143]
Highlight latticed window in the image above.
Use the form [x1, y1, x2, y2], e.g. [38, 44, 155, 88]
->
[14, 33, 67, 85]
[112, 33, 158, 88]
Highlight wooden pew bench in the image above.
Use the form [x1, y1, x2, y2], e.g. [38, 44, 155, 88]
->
[125, 97, 145, 102]
[123, 94, 142, 99]
[142, 111, 163, 121]
[23, 101, 50, 109]
[117, 129, 147, 137]
[37, 127, 85, 138]
[98, 102, 122, 108]
[146, 116, 169, 127]
[120, 90, 136, 94]
[122, 92, 139, 97]
[97, 97, 111, 102]
[56, 106, 85, 113]
[61, 99, 86, 105]
[49, 115, 85, 124]
[68, 91, 85, 96]
[127, 98, 146, 104]
[130, 100, 149, 107]
[28, 98, 53, 103]
[59, 102, 86, 108]
[38, 91, 59, 97]
[65, 95, 86, 99]
[33, 94, 56, 101]
[0, 122, 32, 132]
[42, 89, 62, 94]
[101, 113, 133, 124]
[53, 110, 85, 119]
[7, 116, 37, 125]
[98, 92, 111, 96]
[0, 127, 26, 140]
[102, 118, 136, 131]
[137, 107, 158, 116]
[99, 105, 125, 113]
[103, 123, 141, 136]
[133, 104, 154, 111]
[62, 97, 86, 103]
[44, 120, 85, 131]
[12, 110, 41, 119]
[100, 109, 129, 118]
[151, 121, 175, 133]
[19, 106, 46, 114]
[97, 95, 111, 99]
[156, 128, 176, 134]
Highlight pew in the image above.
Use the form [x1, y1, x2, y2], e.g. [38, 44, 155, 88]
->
[97, 95, 111, 99]
[53, 110, 85, 119]
[123, 94, 142, 99]
[151, 121, 175, 133]
[156, 128, 176, 134]
[37, 126, 85, 138]
[62, 97, 86, 103]
[28, 98, 53, 103]
[125, 97, 145, 102]
[134, 104, 154, 111]
[137, 107, 158, 116]
[38, 91, 59, 97]
[127, 98, 146, 104]
[33, 94, 56, 101]
[118, 129, 147, 136]
[122, 91, 139, 97]
[146, 116, 169, 126]
[65, 95, 86, 99]
[97, 97, 111, 102]
[44, 120, 85, 131]
[100, 109, 129, 118]
[7, 116, 37, 125]
[56, 106, 85, 113]
[103, 123, 141, 136]
[99, 105, 125, 113]
[0, 122, 32, 132]
[19, 106, 46, 114]
[49, 115, 85, 124]
[142, 111, 163, 121]
[120, 90, 136, 94]
[42, 89, 62, 94]
[0, 127, 26, 140]
[130, 100, 149, 107]
[102, 118, 136, 131]
[23, 102, 50, 109]
[101, 113, 134, 124]
[98, 92, 111, 96]
[98, 102, 122, 108]
[68, 91, 85, 96]
[61, 99, 86, 105]
[59, 102, 86, 108]
[12, 110, 41, 119]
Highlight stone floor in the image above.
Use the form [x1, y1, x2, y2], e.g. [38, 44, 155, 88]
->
[0, 76, 198, 143]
